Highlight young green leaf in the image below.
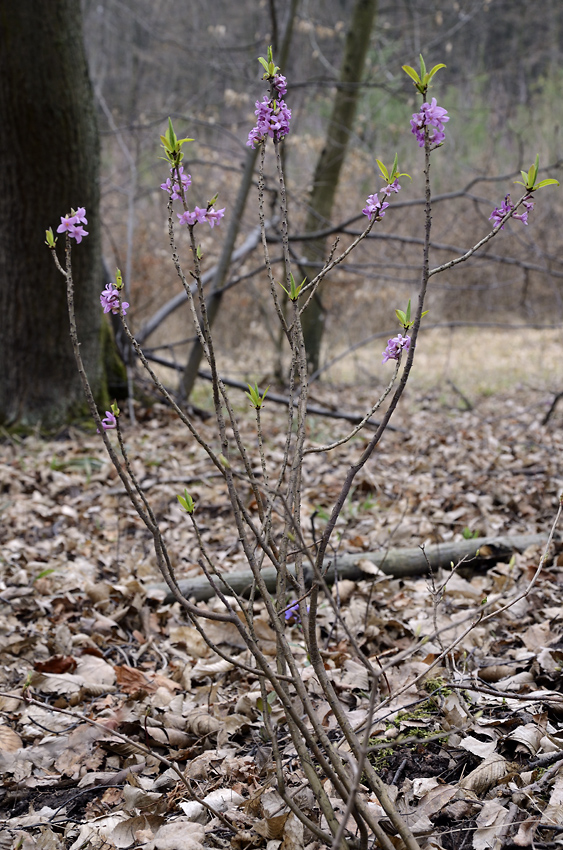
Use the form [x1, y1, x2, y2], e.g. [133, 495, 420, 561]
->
[535, 178, 560, 189]
[376, 158, 389, 181]
[245, 383, 270, 409]
[419, 54, 427, 80]
[427, 63, 446, 81]
[177, 488, 195, 514]
[402, 65, 421, 84]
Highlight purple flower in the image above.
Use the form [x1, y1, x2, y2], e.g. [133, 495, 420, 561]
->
[513, 210, 529, 225]
[205, 206, 225, 228]
[380, 178, 401, 197]
[362, 193, 390, 221]
[161, 165, 192, 200]
[100, 283, 129, 316]
[273, 74, 287, 97]
[69, 224, 88, 243]
[284, 601, 310, 623]
[422, 98, 449, 129]
[56, 210, 89, 242]
[490, 194, 535, 229]
[193, 206, 209, 224]
[411, 98, 449, 148]
[284, 601, 300, 621]
[177, 206, 225, 228]
[382, 334, 411, 363]
[489, 194, 514, 229]
[97, 411, 117, 432]
[513, 198, 535, 226]
[57, 215, 75, 235]
[247, 95, 292, 147]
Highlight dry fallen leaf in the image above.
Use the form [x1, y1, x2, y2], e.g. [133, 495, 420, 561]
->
[473, 799, 512, 850]
[460, 754, 508, 794]
[0, 724, 23, 752]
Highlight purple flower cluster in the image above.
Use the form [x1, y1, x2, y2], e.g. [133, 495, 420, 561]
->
[100, 282, 129, 317]
[247, 73, 291, 148]
[97, 411, 117, 432]
[161, 163, 224, 229]
[56, 208, 89, 243]
[272, 74, 287, 97]
[382, 334, 411, 364]
[160, 165, 191, 200]
[177, 205, 225, 228]
[362, 180, 400, 221]
[410, 98, 449, 148]
[362, 194, 389, 221]
[489, 194, 534, 229]
[381, 178, 401, 197]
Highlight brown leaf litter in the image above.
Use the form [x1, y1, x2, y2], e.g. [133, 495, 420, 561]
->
[1, 386, 563, 849]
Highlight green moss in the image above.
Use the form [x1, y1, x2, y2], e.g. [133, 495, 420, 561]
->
[423, 676, 452, 697]
[366, 744, 394, 774]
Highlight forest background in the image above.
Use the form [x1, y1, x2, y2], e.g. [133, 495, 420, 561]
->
[3, 2, 563, 846]
[83, 0, 563, 403]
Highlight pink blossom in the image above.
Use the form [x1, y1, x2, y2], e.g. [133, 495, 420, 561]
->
[56, 209, 89, 242]
[382, 334, 411, 363]
[100, 283, 129, 316]
[161, 165, 192, 200]
[362, 193, 390, 221]
[97, 411, 117, 432]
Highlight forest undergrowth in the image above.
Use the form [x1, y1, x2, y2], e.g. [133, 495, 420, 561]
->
[1, 363, 563, 850]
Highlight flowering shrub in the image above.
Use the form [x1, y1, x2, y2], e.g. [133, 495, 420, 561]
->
[489, 193, 535, 228]
[160, 165, 225, 229]
[246, 48, 291, 147]
[46, 50, 560, 850]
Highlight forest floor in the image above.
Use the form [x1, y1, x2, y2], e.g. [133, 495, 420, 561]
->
[2, 348, 563, 850]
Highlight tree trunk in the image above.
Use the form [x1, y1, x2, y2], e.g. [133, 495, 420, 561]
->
[180, 0, 300, 401]
[148, 533, 552, 603]
[301, 0, 377, 374]
[0, 1, 105, 428]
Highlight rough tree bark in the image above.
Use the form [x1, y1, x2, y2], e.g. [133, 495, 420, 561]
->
[300, 0, 377, 374]
[0, 1, 105, 428]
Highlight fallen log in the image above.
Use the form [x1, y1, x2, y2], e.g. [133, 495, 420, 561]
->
[148, 533, 554, 604]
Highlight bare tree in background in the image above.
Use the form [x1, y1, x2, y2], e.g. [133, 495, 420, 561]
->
[0, 0, 105, 428]
[299, 0, 378, 374]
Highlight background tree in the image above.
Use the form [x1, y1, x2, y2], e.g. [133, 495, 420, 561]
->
[179, 0, 300, 401]
[299, 0, 378, 374]
[0, 0, 105, 428]
[80, 0, 563, 393]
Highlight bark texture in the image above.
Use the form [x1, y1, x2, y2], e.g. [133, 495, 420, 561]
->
[0, 1, 104, 427]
